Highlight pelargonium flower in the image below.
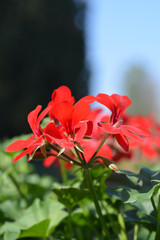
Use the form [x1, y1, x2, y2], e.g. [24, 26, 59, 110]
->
[95, 93, 151, 151]
[82, 139, 113, 163]
[129, 116, 160, 159]
[5, 105, 51, 162]
[96, 93, 132, 124]
[48, 86, 75, 121]
[44, 100, 93, 149]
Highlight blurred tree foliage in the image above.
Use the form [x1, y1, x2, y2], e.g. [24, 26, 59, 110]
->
[123, 65, 157, 116]
[0, 0, 88, 139]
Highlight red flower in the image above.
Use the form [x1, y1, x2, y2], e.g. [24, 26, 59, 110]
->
[5, 105, 50, 162]
[43, 122, 75, 149]
[96, 94, 151, 151]
[86, 108, 105, 139]
[82, 139, 113, 163]
[129, 116, 160, 159]
[96, 94, 132, 124]
[45, 100, 92, 148]
[48, 86, 75, 120]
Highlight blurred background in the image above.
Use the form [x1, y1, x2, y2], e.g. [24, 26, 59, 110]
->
[1, 0, 160, 140]
[0, 0, 88, 139]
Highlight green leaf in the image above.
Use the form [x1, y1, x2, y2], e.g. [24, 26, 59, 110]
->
[106, 167, 160, 203]
[125, 209, 156, 231]
[52, 187, 89, 209]
[4, 230, 20, 240]
[122, 185, 160, 203]
[0, 199, 67, 239]
[19, 219, 50, 238]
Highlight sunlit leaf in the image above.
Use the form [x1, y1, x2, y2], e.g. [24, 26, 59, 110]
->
[106, 167, 160, 203]
[0, 199, 67, 239]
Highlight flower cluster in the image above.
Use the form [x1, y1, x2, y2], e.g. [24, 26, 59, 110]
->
[6, 86, 153, 169]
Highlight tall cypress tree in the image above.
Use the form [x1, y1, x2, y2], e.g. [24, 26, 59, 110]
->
[0, 0, 88, 138]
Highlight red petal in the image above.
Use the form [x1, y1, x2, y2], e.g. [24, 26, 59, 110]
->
[96, 94, 114, 112]
[51, 86, 75, 104]
[121, 125, 151, 137]
[28, 136, 44, 148]
[54, 139, 75, 149]
[115, 134, 129, 151]
[141, 145, 157, 158]
[79, 95, 95, 104]
[43, 156, 56, 167]
[28, 105, 42, 133]
[96, 94, 132, 122]
[44, 122, 63, 139]
[121, 128, 143, 142]
[98, 122, 120, 134]
[85, 120, 93, 136]
[83, 139, 113, 162]
[98, 144, 113, 160]
[74, 122, 87, 142]
[44, 123, 75, 149]
[5, 136, 34, 152]
[111, 94, 132, 115]
[72, 101, 90, 126]
[38, 105, 52, 125]
[12, 147, 35, 162]
[52, 101, 73, 128]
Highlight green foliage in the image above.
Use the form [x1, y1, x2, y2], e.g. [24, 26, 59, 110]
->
[52, 187, 89, 209]
[0, 199, 67, 240]
[106, 167, 160, 203]
[1, 136, 160, 239]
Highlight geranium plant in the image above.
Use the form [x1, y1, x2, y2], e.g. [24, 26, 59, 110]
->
[1, 86, 160, 240]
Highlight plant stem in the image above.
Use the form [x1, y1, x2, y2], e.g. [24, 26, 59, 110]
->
[68, 208, 73, 239]
[133, 224, 138, 240]
[155, 195, 160, 240]
[74, 147, 83, 163]
[117, 211, 127, 240]
[79, 151, 86, 164]
[151, 196, 157, 215]
[48, 143, 82, 166]
[8, 173, 28, 201]
[84, 168, 111, 239]
[89, 133, 110, 162]
[60, 159, 68, 184]
[76, 227, 84, 240]
[101, 201, 119, 236]
[146, 232, 151, 240]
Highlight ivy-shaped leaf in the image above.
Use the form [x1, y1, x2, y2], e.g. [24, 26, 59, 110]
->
[106, 167, 160, 203]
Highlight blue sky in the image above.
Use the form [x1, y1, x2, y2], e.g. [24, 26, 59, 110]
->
[85, 0, 160, 98]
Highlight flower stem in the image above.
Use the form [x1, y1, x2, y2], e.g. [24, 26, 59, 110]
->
[67, 207, 73, 239]
[84, 168, 111, 238]
[60, 159, 68, 184]
[117, 211, 127, 240]
[155, 195, 160, 240]
[89, 133, 110, 162]
[8, 173, 28, 201]
[133, 224, 138, 240]
[48, 143, 82, 166]
[151, 195, 157, 215]
[74, 147, 83, 163]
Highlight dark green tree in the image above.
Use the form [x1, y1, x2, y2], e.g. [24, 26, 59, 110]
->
[0, 0, 88, 138]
